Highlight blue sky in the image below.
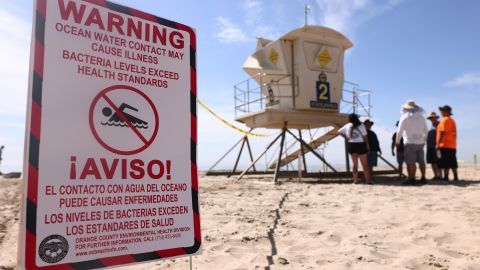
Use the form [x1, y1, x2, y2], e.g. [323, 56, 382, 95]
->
[1, 0, 479, 173]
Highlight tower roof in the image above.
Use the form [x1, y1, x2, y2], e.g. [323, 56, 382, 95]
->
[279, 25, 353, 49]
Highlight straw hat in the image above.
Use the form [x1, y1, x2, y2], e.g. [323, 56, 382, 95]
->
[402, 100, 418, 110]
[427, 111, 439, 119]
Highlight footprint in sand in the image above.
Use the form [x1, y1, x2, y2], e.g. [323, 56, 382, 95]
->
[315, 259, 336, 266]
[224, 246, 252, 256]
[439, 248, 469, 259]
[369, 246, 399, 262]
[306, 230, 325, 237]
[405, 254, 450, 270]
[209, 243, 225, 252]
[349, 205, 361, 214]
[433, 232, 455, 246]
[326, 233, 342, 245]
[412, 234, 430, 245]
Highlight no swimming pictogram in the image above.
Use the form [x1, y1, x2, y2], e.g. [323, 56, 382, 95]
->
[89, 85, 159, 155]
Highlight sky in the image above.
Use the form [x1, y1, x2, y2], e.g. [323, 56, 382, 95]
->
[1, 0, 479, 174]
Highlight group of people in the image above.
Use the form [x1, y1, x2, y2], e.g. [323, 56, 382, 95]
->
[338, 100, 458, 185]
[392, 100, 458, 185]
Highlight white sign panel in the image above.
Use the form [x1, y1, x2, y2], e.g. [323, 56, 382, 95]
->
[19, 0, 200, 269]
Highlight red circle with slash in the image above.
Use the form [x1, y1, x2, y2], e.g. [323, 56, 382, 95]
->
[89, 85, 159, 155]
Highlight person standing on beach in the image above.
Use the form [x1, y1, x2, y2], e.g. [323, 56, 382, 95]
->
[426, 112, 442, 180]
[364, 119, 381, 180]
[338, 114, 372, 184]
[391, 121, 405, 179]
[436, 105, 458, 181]
[396, 100, 428, 185]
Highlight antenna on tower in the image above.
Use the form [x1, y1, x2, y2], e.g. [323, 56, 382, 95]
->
[305, 4, 311, 26]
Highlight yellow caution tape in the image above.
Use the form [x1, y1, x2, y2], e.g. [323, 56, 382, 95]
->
[197, 99, 273, 138]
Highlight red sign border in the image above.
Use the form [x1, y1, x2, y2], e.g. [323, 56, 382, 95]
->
[22, 0, 200, 269]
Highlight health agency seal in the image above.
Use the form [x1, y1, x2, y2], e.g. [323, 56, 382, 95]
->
[38, 235, 69, 263]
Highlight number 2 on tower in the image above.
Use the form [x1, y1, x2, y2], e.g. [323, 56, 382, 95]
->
[318, 84, 329, 100]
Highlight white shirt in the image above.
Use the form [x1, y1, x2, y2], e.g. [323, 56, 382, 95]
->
[338, 123, 367, 143]
[396, 112, 428, 145]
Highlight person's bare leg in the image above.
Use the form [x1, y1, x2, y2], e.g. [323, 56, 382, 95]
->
[419, 163, 426, 179]
[350, 153, 359, 183]
[399, 163, 404, 178]
[407, 164, 416, 180]
[453, 168, 459, 180]
[359, 154, 372, 184]
[436, 165, 443, 178]
[432, 163, 440, 178]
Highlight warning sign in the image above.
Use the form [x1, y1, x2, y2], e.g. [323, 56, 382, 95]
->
[269, 49, 279, 65]
[317, 49, 332, 67]
[20, 0, 200, 269]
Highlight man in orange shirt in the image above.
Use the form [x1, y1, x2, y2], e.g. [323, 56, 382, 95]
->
[436, 105, 458, 181]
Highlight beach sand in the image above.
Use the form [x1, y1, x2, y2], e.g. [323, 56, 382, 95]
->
[1, 166, 480, 269]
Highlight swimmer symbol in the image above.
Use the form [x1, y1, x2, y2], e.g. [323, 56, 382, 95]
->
[101, 103, 149, 129]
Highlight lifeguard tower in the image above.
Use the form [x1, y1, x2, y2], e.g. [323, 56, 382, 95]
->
[236, 25, 352, 130]
[207, 25, 396, 182]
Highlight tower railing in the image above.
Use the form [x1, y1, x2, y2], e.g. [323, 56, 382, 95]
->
[341, 81, 372, 118]
[234, 75, 372, 119]
[234, 73, 299, 118]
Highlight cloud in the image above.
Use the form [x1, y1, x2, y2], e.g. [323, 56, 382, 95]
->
[0, 8, 31, 173]
[214, 17, 252, 44]
[243, 0, 262, 27]
[444, 71, 480, 88]
[316, 0, 370, 33]
[252, 25, 279, 40]
[213, 0, 281, 44]
[243, 0, 280, 40]
[0, 9, 30, 117]
[0, 9, 30, 42]
[0, 120, 25, 129]
[315, 0, 405, 34]
[213, 0, 405, 45]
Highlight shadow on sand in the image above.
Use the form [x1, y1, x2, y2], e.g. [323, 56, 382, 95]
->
[282, 175, 480, 188]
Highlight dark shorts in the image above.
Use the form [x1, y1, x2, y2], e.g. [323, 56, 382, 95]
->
[348, 142, 368, 155]
[367, 152, 378, 167]
[438, 148, 458, 169]
[426, 147, 439, 164]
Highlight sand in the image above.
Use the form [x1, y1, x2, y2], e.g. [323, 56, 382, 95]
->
[2, 166, 480, 269]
